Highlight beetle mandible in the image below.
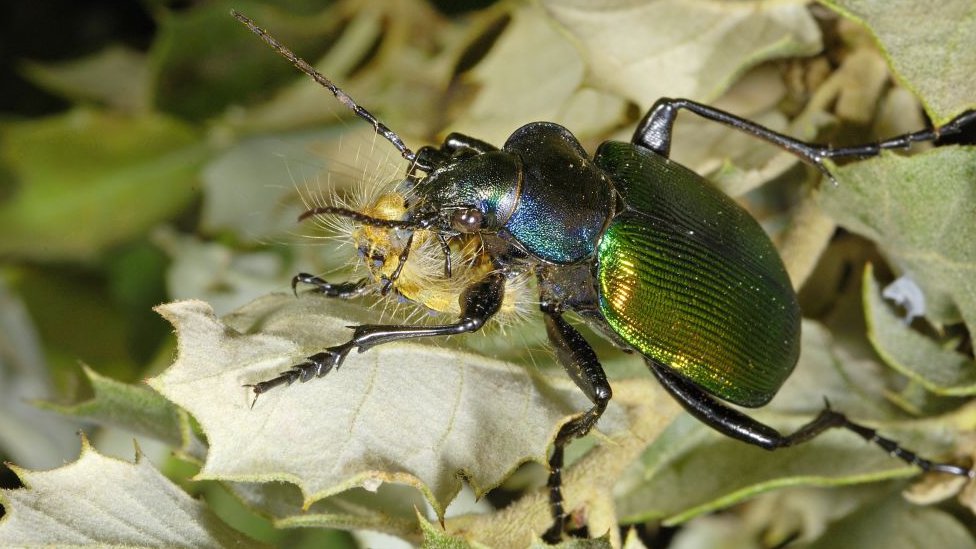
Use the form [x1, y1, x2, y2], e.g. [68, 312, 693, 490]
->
[232, 10, 976, 542]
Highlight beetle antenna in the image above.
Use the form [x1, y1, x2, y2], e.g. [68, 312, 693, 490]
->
[298, 206, 422, 230]
[231, 10, 417, 163]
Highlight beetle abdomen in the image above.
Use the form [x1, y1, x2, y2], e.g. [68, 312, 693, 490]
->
[594, 142, 800, 407]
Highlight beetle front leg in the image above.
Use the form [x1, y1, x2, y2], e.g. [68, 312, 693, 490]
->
[249, 272, 506, 400]
[292, 273, 370, 298]
[540, 302, 612, 543]
[649, 360, 974, 478]
[413, 132, 500, 175]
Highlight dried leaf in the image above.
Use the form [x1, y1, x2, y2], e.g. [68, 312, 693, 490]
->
[0, 438, 265, 548]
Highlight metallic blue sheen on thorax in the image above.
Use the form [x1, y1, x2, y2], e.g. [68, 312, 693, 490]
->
[502, 122, 615, 264]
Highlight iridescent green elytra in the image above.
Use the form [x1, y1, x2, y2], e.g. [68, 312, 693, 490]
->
[594, 141, 800, 407]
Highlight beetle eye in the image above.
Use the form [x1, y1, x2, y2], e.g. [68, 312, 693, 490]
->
[451, 207, 483, 232]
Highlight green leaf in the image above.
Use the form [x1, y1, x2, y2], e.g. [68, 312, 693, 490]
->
[148, 296, 630, 524]
[863, 264, 976, 396]
[0, 108, 206, 260]
[419, 512, 480, 549]
[441, 376, 678, 546]
[153, 228, 290, 316]
[452, 0, 820, 147]
[620, 426, 924, 525]
[35, 364, 187, 448]
[226, 480, 425, 538]
[822, 0, 976, 123]
[150, 2, 338, 121]
[22, 45, 150, 112]
[661, 484, 973, 549]
[542, 0, 821, 109]
[818, 146, 976, 332]
[421, 511, 613, 549]
[0, 281, 79, 469]
[0, 438, 268, 548]
[806, 494, 976, 549]
[449, 3, 616, 145]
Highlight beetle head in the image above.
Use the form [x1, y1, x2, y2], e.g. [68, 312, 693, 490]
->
[296, 149, 521, 290]
[411, 150, 521, 236]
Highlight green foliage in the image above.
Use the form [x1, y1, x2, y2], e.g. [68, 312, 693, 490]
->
[2, 1, 974, 547]
[0, 109, 204, 260]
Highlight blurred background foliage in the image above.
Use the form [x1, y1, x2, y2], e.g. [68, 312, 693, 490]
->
[1, 0, 974, 547]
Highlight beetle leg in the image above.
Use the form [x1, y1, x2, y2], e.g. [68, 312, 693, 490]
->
[248, 272, 505, 400]
[413, 145, 450, 174]
[633, 98, 976, 173]
[540, 302, 612, 543]
[414, 133, 500, 172]
[380, 232, 416, 296]
[291, 273, 371, 298]
[410, 133, 500, 177]
[436, 233, 452, 278]
[442, 132, 499, 155]
[649, 360, 974, 478]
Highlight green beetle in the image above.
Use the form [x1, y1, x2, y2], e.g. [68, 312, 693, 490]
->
[596, 140, 800, 407]
[234, 11, 976, 543]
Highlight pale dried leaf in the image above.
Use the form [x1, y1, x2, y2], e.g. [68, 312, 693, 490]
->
[149, 296, 627, 520]
[0, 439, 264, 548]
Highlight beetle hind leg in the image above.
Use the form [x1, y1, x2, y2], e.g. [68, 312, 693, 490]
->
[633, 97, 976, 172]
[648, 360, 974, 478]
[540, 302, 612, 543]
[779, 404, 973, 477]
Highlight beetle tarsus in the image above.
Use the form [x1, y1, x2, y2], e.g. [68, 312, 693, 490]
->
[246, 343, 355, 405]
[788, 409, 975, 478]
[542, 443, 567, 544]
[651, 362, 974, 479]
[292, 273, 370, 299]
[634, 98, 975, 181]
[380, 233, 415, 296]
[539, 300, 612, 542]
[299, 346, 355, 379]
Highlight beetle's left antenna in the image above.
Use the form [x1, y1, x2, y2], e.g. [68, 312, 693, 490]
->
[231, 10, 417, 163]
